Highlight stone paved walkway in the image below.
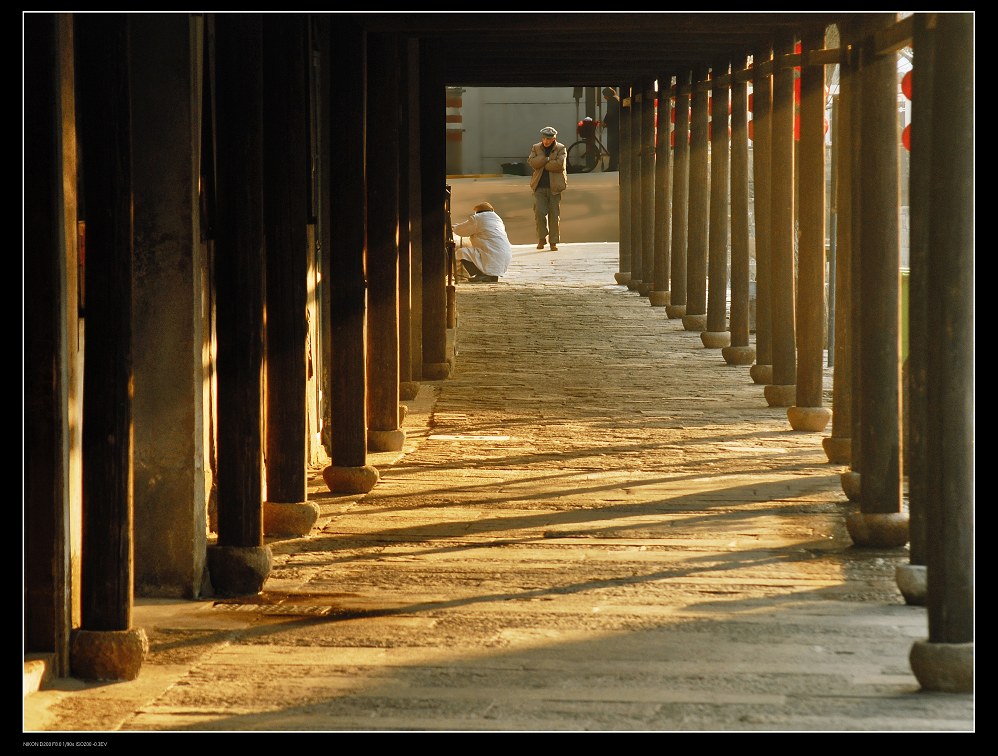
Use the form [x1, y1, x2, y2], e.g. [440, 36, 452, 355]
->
[23, 243, 974, 736]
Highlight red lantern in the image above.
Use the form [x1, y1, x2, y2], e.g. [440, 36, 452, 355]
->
[902, 123, 911, 151]
[748, 119, 754, 141]
[902, 70, 912, 100]
[748, 92, 754, 112]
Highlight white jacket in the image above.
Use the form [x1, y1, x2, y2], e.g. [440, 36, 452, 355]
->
[452, 210, 513, 276]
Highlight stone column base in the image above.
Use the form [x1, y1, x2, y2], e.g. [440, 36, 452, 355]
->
[264, 500, 321, 537]
[400, 381, 420, 400]
[207, 544, 272, 597]
[722, 345, 756, 365]
[788, 406, 832, 432]
[822, 435, 851, 464]
[648, 290, 670, 307]
[682, 313, 707, 331]
[845, 511, 909, 547]
[626, 278, 642, 291]
[840, 470, 861, 501]
[896, 564, 927, 606]
[665, 303, 686, 319]
[614, 271, 631, 285]
[637, 282, 653, 297]
[70, 628, 149, 681]
[422, 361, 451, 380]
[764, 383, 796, 407]
[750, 363, 772, 385]
[909, 640, 974, 693]
[369, 428, 406, 452]
[701, 330, 730, 348]
[322, 464, 379, 494]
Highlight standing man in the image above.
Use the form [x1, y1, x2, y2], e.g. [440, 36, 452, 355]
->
[602, 87, 621, 172]
[528, 126, 568, 251]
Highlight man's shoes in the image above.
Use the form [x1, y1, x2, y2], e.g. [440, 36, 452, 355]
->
[550, 244, 558, 251]
[537, 240, 545, 249]
[468, 274, 499, 283]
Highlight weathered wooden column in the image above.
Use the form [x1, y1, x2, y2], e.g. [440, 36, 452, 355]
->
[627, 86, 644, 292]
[682, 65, 709, 332]
[845, 13, 908, 548]
[823, 35, 856, 466]
[321, 18, 379, 496]
[365, 32, 406, 455]
[750, 44, 774, 385]
[616, 85, 632, 285]
[649, 74, 672, 308]
[723, 53, 755, 367]
[703, 59, 731, 349]
[71, 14, 148, 680]
[639, 79, 657, 297]
[420, 46, 451, 379]
[788, 25, 832, 432]
[764, 32, 797, 407]
[262, 16, 319, 537]
[403, 38, 424, 392]
[895, 14, 935, 607]
[908, 10, 974, 694]
[24, 12, 78, 676]
[666, 70, 691, 320]
[209, 14, 273, 594]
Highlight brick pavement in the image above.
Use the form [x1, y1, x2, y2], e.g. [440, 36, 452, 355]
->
[23, 243, 974, 735]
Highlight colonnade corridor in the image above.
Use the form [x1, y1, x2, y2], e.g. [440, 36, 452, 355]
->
[24, 243, 973, 733]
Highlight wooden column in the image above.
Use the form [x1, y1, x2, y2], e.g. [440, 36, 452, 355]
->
[666, 70, 691, 319]
[823, 36, 856, 465]
[628, 86, 644, 291]
[320, 18, 379, 496]
[616, 86, 632, 285]
[398, 39, 416, 400]
[639, 79, 656, 297]
[764, 33, 797, 407]
[703, 59, 731, 349]
[750, 45, 774, 385]
[845, 13, 907, 548]
[682, 65, 709, 332]
[909, 10, 974, 694]
[788, 25, 832, 431]
[896, 13, 936, 605]
[420, 46, 450, 379]
[724, 53, 755, 367]
[649, 74, 672, 308]
[404, 38, 424, 388]
[24, 12, 76, 675]
[366, 32, 405, 454]
[71, 14, 147, 680]
[262, 16, 319, 536]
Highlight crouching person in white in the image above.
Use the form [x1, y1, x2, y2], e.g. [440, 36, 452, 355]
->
[452, 202, 513, 283]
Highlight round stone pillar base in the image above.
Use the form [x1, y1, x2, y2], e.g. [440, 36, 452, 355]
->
[701, 331, 730, 349]
[764, 384, 796, 407]
[648, 290, 670, 307]
[614, 271, 631, 285]
[682, 313, 707, 332]
[665, 303, 686, 319]
[896, 564, 927, 606]
[909, 640, 974, 693]
[207, 544, 273, 597]
[369, 428, 406, 452]
[264, 500, 321, 537]
[70, 628, 149, 681]
[845, 511, 909, 547]
[422, 361, 452, 380]
[322, 464, 379, 494]
[750, 363, 772, 385]
[722, 345, 756, 365]
[637, 282, 653, 297]
[822, 435, 851, 464]
[626, 278, 642, 291]
[788, 406, 832, 432]
[840, 470, 861, 501]
[400, 381, 420, 400]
